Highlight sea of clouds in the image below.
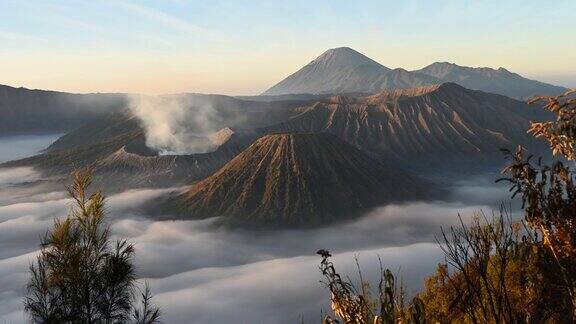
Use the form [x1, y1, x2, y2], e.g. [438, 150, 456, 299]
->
[0, 135, 515, 323]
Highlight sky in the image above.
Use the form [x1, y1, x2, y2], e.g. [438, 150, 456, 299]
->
[0, 0, 574, 95]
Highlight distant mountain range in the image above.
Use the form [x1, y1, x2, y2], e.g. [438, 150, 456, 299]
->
[263, 47, 568, 99]
[160, 133, 436, 228]
[415, 62, 566, 100]
[4, 82, 549, 191]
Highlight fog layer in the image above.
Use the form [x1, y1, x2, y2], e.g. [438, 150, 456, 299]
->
[0, 134, 61, 163]
[0, 136, 514, 323]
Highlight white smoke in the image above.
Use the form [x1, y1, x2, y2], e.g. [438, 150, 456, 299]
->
[127, 94, 237, 155]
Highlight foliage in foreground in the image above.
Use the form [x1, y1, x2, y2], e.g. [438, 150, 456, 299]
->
[500, 89, 576, 318]
[318, 89, 576, 323]
[24, 169, 161, 324]
[318, 211, 571, 323]
[420, 212, 570, 323]
[317, 249, 425, 324]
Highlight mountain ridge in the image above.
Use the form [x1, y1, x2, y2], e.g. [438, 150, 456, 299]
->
[0, 84, 127, 136]
[258, 82, 549, 167]
[415, 62, 567, 99]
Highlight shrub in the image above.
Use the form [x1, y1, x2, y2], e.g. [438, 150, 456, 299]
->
[24, 169, 162, 324]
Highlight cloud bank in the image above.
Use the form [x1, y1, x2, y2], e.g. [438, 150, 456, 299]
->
[0, 167, 41, 187]
[0, 197, 485, 321]
[149, 244, 442, 324]
[0, 163, 514, 323]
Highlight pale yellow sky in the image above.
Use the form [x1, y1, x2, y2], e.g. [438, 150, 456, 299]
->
[0, 0, 574, 95]
[1, 45, 574, 96]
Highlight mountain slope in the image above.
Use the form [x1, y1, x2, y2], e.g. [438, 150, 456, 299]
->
[416, 62, 568, 99]
[2, 124, 242, 191]
[164, 133, 434, 227]
[46, 112, 144, 153]
[259, 83, 548, 167]
[0, 84, 126, 136]
[92, 141, 242, 189]
[263, 47, 441, 95]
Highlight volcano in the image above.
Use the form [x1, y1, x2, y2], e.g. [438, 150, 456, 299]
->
[164, 133, 435, 228]
[262, 47, 440, 95]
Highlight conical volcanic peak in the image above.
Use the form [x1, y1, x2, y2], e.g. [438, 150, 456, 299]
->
[262, 47, 396, 96]
[167, 133, 433, 228]
[308, 47, 386, 70]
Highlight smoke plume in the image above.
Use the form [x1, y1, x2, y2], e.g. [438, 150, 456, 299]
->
[128, 94, 241, 155]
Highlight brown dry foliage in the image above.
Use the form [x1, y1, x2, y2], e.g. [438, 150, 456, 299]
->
[527, 89, 576, 159]
[317, 250, 425, 324]
[419, 212, 570, 323]
[499, 89, 576, 319]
